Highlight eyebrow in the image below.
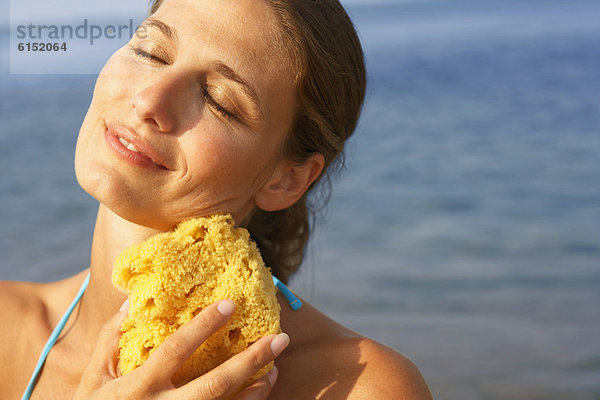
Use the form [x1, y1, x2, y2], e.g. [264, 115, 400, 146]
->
[214, 62, 264, 119]
[143, 17, 178, 43]
[141, 17, 264, 121]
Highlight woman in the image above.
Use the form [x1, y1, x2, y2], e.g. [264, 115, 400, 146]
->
[0, 0, 432, 398]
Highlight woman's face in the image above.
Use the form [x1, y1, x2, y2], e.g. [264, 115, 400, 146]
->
[75, 0, 297, 230]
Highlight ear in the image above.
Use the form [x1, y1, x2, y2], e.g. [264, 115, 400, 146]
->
[255, 153, 325, 212]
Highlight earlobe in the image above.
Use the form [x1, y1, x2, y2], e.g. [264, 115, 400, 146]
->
[255, 153, 325, 212]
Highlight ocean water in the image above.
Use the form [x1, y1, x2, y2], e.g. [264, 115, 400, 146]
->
[1, 0, 599, 399]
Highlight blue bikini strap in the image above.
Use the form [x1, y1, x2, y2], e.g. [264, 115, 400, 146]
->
[272, 276, 302, 311]
[22, 273, 90, 400]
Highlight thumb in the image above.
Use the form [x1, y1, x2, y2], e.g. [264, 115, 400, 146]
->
[81, 299, 128, 386]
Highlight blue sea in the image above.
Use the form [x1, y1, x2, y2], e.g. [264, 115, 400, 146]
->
[1, 0, 599, 398]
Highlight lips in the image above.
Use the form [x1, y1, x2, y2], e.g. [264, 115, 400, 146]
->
[117, 136, 142, 153]
[104, 122, 172, 170]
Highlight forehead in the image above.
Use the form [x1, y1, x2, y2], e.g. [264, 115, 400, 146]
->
[153, 0, 293, 81]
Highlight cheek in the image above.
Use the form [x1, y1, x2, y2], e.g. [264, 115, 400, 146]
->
[78, 50, 135, 139]
[95, 50, 137, 103]
[184, 128, 272, 190]
[187, 132, 242, 179]
[75, 49, 144, 198]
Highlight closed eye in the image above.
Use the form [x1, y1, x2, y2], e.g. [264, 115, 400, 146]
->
[128, 44, 237, 122]
[128, 44, 168, 64]
[201, 85, 237, 121]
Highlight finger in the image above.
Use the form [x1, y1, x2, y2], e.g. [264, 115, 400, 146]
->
[185, 333, 289, 399]
[81, 299, 129, 383]
[231, 366, 278, 400]
[141, 299, 236, 381]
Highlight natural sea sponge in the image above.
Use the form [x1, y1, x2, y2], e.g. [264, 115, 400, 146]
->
[112, 213, 281, 387]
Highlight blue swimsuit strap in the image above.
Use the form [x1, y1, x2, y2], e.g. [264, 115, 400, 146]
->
[22, 273, 90, 400]
[272, 276, 303, 311]
[22, 273, 299, 399]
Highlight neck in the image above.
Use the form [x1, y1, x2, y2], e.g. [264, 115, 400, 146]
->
[75, 204, 163, 344]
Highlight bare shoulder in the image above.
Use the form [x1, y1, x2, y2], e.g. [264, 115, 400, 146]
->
[0, 279, 52, 357]
[0, 272, 89, 398]
[0, 279, 48, 396]
[0, 273, 87, 337]
[275, 297, 432, 399]
[0, 279, 45, 340]
[351, 337, 433, 399]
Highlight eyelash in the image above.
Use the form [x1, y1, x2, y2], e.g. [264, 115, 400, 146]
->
[200, 85, 236, 121]
[128, 44, 237, 121]
[128, 44, 165, 64]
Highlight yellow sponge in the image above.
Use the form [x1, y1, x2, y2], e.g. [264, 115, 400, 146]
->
[112, 213, 281, 387]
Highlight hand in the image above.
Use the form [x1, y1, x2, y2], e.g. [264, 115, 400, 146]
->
[74, 299, 289, 400]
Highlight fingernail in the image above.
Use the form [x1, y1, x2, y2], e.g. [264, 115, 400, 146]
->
[217, 299, 235, 316]
[119, 298, 129, 312]
[270, 333, 290, 357]
[268, 366, 279, 386]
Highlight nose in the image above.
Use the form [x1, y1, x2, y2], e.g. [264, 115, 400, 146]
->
[133, 72, 193, 133]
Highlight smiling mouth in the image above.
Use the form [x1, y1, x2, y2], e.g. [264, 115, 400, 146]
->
[116, 136, 167, 169]
[118, 136, 142, 154]
[104, 124, 170, 171]
[115, 134, 167, 169]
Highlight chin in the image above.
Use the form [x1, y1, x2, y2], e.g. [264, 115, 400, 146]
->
[75, 158, 170, 232]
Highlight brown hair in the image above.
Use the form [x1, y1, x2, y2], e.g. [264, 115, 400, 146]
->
[149, 0, 366, 283]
